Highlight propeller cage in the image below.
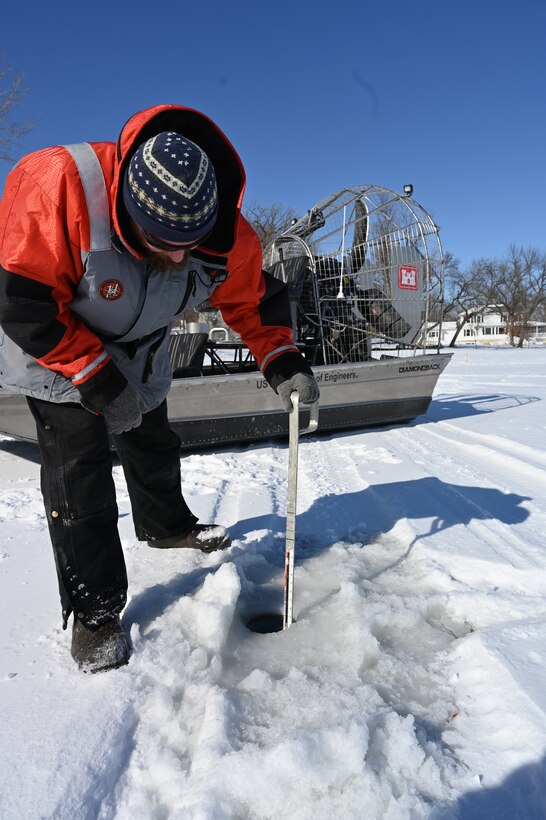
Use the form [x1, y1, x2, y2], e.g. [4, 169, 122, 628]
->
[262, 186, 444, 365]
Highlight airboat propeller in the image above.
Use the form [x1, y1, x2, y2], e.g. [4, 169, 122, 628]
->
[262, 185, 444, 364]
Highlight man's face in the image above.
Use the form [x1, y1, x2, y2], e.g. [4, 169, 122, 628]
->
[131, 220, 195, 271]
[143, 248, 189, 273]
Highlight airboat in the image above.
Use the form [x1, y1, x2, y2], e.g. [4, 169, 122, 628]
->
[0, 185, 451, 449]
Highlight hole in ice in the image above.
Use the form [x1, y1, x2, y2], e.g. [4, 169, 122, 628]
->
[245, 612, 285, 633]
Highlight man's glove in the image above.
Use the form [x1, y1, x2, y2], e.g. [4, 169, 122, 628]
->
[101, 384, 143, 435]
[277, 372, 320, 412]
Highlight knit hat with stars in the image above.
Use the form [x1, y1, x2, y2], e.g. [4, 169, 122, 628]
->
[122, 131, 219, 244]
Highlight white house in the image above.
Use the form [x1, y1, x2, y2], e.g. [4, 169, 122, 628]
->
[426, 306, 546, 346]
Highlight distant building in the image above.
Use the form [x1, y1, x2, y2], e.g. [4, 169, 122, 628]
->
[426, 306, 546, 346]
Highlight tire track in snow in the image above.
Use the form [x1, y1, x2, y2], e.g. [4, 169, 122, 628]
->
[414, 421, 546, 492]
[193, 445, 286, 532]
[382, 423, 546, 625]
[388, 424, 545, 567]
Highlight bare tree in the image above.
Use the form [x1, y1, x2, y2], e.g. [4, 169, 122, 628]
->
[0, 61, 34, 163]
[243, 199, 298, 249]
[478, 246, 546, 346]
[443, 247, 546, 347]
[441, 253, 495, 346]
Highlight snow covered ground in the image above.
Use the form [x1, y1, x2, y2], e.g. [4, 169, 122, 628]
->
[2, 346, 546, 819]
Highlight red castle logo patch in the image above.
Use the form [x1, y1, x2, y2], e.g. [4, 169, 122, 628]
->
[398, 265, 418, 290]
[99, 280, 124, 301]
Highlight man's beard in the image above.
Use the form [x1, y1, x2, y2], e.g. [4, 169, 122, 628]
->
[144, 250, 189, 273]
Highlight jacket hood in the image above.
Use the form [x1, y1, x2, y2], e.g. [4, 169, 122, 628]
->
[112, 104, 246, 257]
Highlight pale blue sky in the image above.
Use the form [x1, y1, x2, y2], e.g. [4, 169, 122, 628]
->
[1, 0, 545, 268]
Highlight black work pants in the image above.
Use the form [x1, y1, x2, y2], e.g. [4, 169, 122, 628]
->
[27, 398, 197, 628]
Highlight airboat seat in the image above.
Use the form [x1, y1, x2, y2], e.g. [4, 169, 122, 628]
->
[268, 256, 313, 341]
[169, 332, 208, 378]
[268, 256, 311, 295]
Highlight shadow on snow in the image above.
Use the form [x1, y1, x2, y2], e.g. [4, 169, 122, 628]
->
[233, 475, 530, 551]
[441, 753, 546, 819]
[421, 392, 540, 424]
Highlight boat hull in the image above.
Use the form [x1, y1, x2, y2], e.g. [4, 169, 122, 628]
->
[0, 352, 452, 449]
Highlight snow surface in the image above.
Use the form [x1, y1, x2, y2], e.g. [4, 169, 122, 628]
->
[2, 346, 546, 819]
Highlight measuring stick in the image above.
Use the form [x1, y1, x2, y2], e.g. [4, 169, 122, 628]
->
[283, 392, 319, 629]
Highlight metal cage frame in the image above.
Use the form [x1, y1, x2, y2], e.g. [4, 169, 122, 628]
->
[262, 185, 444, 365]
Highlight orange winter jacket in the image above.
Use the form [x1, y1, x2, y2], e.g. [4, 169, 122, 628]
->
[0, 104, 306, 411]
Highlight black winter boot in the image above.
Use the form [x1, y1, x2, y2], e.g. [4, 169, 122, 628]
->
[147, 524, 231, 553]
[71, 616, 130, 673]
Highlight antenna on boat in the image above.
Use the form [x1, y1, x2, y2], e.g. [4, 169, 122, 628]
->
[337, 205, 347, 299]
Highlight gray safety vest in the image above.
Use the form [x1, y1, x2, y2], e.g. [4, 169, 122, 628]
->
[0, 142, 226, 410]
